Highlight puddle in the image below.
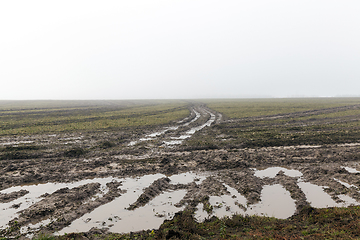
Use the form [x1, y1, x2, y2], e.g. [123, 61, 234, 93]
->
[247, 184, 296, 219]
[127, 108, 202, 146]
[297, 182, 338, 208]
[56, 174, 187, 234]
[334, 178, 358, 189]
[20, 219, 52, 238]
[338, 195, 359, 206]
[0, 141, 34, 146]
[146, 126, 179, 138]
[127, 108, 216, 147]
[195, 184, 295, 220]
[194, 203, 209, 223]
[0, 177, 116, 229]
[343, 166, 360, 174]
[208, 184, 246, 218]
[168, 171, 208, 185]
[182, 110, 201, 126]
[297, 181, 358, 208]
[58, 172, 209, 234]
[163, 110, 216, 145]
[254, 167, 303, 178]
[3, 168, 359, 235]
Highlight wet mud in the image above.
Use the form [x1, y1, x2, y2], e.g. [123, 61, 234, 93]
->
[1, 104, 360, 238]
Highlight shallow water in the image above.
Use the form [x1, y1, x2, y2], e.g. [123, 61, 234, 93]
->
[0, 177, 115, 229]
[297, 181, 358, 208]
[247, 184, 296, 219]
[343, 166, 360, 174]
[2, 167, 360, 235]
[168, 171, 208, 185]
[128, 108, 206, 146]
[254, 167, 303, 178]
[163, 110, 216, 145]
[57, 172, 208, 234]
[195, 184, 296, 220]
[334, 178, 358, 189]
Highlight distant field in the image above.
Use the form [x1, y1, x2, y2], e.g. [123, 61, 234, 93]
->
[204, 98, 360, 119]
[185, 98, 360, 149]
[0, 100, 190, 135]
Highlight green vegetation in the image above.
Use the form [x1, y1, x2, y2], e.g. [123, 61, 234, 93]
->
[52, 206, 360, 239]
[204, 98, 360, 119]
[182, 98, 360, 149]
[0, 100, 190, 135]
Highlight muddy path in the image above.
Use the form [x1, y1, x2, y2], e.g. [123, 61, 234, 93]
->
[1, 103, 360, 238]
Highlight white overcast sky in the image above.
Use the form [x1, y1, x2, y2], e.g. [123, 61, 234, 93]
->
[1, 0, 360, 100]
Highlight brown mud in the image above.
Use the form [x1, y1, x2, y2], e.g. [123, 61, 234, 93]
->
[1, 104, 360, 238]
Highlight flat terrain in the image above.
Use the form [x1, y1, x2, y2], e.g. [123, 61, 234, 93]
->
[1, 98, 360, 239]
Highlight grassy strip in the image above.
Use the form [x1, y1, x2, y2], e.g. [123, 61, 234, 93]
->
[44, 206, 360, 239]
[204, 98, 360, 119]
[179, 98, 360, 150]
[0, 101, 190, 135]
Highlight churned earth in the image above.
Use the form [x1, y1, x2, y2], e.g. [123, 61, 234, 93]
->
[1, 101, 360, 239]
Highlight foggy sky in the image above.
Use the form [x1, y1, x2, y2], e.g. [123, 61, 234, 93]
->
[1, 0, 360, 100]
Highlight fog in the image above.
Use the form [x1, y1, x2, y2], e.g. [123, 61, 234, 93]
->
[1, 0, 360, 100]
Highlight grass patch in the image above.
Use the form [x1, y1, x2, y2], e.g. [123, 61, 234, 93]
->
[50, 206, 360, 239]
[204, 98, 360, 119]
[0, 100, 190, 135]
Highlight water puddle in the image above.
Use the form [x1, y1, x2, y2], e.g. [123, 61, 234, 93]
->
[127, 108, 216, 147]
[246, 184, 296, 219]
[195, 184, 296, 220]
[56, 174, 189, 234]
[297, 181, 358, 208]
[2, 167, 360, 235]
[168, 171, 208, 185]
[182, 110, 201, 126]
[194, 203, 209, 223]
[0, 177, 116, 229]
[0, 141, 34, 146]
[334, 178, 358, 189]
[254, 167, 303, 178]
[20, 219, 52, 239]
[343, 166, 360, 174]
[208, 184, 246, 218]
[163, 110, 216, 145]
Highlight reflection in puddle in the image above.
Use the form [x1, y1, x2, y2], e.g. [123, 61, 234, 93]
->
[254, 167, 303, 178]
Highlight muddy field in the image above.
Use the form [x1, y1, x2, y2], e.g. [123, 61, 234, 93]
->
[1, 100, 360, 239]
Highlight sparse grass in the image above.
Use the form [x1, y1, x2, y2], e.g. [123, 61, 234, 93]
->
[0, 100, 190, 135]
[204, 98, 360, 119]
[51, 206, 360, 239]
[182, 98, 360, 149]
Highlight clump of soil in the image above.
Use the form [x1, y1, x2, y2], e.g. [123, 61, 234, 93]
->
[0, 189, 29, 203]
